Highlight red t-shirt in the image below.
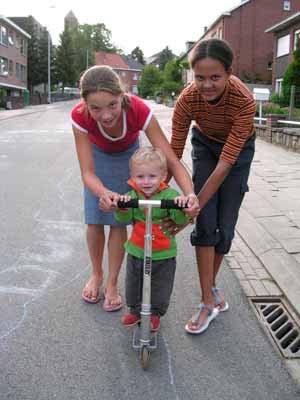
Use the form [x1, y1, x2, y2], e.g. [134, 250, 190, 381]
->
[71, 94, 152, 153]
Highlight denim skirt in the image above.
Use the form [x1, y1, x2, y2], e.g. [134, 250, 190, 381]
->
[84, 140, 139, 226]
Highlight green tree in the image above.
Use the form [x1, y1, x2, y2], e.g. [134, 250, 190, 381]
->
[38, 28, 51, 91]
[157, 46, 175, 70]
[55, 28, 77, 88]
[131, 46, 145, 65]
[23, 17, 42, 93]
[69, 23, 117, 79]
[282, 45, 300, 107]
[138, 65, 162, 98]
[161, 59, 183, 95]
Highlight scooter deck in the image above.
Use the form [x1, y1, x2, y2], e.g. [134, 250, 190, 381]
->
[132, 325, 158, 350]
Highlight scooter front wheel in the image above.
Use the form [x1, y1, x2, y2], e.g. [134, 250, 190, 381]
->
[140, 345, 150, 370]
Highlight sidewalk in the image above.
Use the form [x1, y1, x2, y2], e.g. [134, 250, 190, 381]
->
[0, 103, 60, 121]
[151, 101, 300, 320]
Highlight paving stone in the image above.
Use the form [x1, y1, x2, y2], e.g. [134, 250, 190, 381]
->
[239, 261, 256, 276]
[232, 269, 246, 281]
[293, 253, 300, 264]
[247, 256, 264, 270]
[262, 280, 283, 296]
[248, 279, 269, 296]
[239, 280, 256, 297]
[235, 251, 247, 262]
[237, 209, 282, 256]
[233, 240, 253, 257]
[279, 238, 300, 253]
[255, 268, 272, 280]
[225, 258, 240, 269]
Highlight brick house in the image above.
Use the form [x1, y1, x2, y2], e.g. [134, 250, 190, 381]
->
[0, 16, 30, 109]
[265, 11, 300, 92]
[181, 0, 300, 84]
[94, 51, 143, 94]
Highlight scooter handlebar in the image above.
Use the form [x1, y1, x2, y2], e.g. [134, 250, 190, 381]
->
[117, 199, 139, 208]
[160, 199, 187, 209]
[117, 199, 187, 209]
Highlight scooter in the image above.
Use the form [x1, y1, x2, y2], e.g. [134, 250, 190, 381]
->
[118, 198, 185, 369]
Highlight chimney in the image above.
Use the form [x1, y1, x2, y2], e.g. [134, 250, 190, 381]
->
[185, 41, 195, 51]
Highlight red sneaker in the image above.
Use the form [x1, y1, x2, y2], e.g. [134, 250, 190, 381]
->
[121, 313, 141, 327]
[150, 315, 160, 332]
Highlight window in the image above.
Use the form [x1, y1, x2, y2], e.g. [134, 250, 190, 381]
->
[8, 31, 14, 46]
[218, 27, 223, 39]
[16, 63, 21, 80]
[283, 1, 291, 11]
[0, 25, 8, 46]
[9, 60, 13, 76]
[133, 73, 138, 81]
[275, 78, 283, 94]
[15, 35, 21, 49]
[0, 57, 9, 76]
[277, 34, 290, 57]
[20, 38, 27, 56]
[20, 65, 26, 82]
[294, 29, 300, 50]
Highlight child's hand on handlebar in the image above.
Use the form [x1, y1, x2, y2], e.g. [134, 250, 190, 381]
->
[117, 194, 132, 211]
[173, 195, 189, 208]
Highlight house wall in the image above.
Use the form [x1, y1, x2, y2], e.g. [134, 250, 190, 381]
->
[202, 0, 300, 83]
[0, 20, 28, 90]
[116, 69, 141, 94]
[272, 21, 300, 86]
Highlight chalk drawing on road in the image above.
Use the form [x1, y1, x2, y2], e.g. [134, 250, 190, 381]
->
[161, 334, 180, 400]
[0, 218, 86, 340]
[0, 265, 60, 296]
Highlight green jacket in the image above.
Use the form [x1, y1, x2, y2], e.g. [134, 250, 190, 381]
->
[115, 180, 189, 260]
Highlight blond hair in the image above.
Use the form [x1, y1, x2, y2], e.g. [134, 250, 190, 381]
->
[130, 147, 167, 173]
[79, 65, 130, 108]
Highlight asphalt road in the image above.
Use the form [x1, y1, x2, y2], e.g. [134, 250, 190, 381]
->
[0, 101, 299, 399]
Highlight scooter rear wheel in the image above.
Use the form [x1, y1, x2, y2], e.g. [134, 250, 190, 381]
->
[140, 346, 150, 369]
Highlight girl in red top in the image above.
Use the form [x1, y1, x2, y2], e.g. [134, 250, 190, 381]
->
[71, 66, 199, 311]
[169, 39, 256, 334]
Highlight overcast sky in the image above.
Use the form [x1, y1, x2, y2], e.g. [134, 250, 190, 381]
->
[2, 0, 241, 57]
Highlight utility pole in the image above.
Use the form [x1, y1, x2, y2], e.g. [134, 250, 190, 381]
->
[47, 31, 51, 104]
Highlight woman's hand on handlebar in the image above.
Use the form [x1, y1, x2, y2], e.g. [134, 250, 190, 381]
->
[185, 193, 200, 218]
[98, 189, 120, 211]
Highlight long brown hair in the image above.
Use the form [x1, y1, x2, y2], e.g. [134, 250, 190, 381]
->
[79, 65, 131, 109]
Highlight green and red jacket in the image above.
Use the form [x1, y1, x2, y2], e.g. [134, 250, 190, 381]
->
[114, 179, 189, 260]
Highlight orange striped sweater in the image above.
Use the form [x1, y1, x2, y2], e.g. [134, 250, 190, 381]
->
[171, 75, 256, 164]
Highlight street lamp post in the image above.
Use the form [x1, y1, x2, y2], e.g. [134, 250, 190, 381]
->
[48, 31, 51, 104]
[47, 5, 56, 104]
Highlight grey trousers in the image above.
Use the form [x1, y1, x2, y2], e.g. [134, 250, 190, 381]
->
[125, 254, 176, 316]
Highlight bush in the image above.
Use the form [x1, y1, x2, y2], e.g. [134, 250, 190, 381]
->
[259, 102, 287, 116]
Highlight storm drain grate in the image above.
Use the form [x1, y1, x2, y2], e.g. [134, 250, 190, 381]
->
[251, 298, 300, 358]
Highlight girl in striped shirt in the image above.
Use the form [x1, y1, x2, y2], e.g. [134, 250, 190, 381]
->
[169, 38, 256, 334]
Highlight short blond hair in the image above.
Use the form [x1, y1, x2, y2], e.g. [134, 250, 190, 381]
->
[130, 147, 167, 173]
